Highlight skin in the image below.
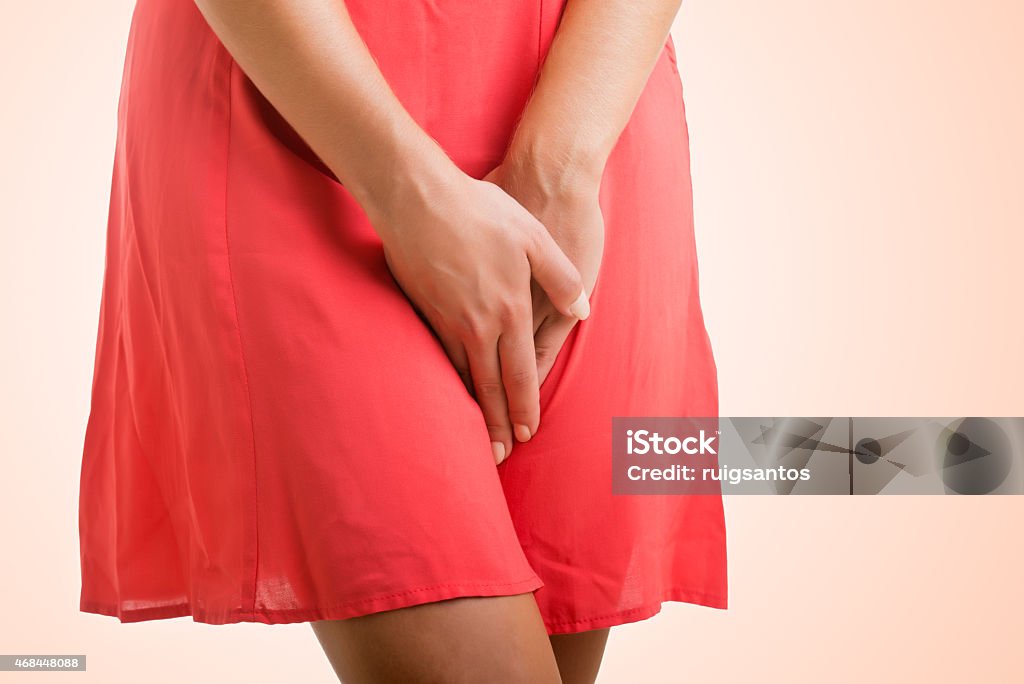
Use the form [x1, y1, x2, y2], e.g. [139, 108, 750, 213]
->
[193, 0, 681, 680]
[310, 596, 562, 683]
[549, 629, 612, 684]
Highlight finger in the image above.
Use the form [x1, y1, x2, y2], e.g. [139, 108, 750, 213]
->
[497, 320, 540, 446]
[524, 224, 590, 321]
[534, 315, 576, 387]
[437, 331, 473, 396]
[530, 279, 548, 335]
[465, 339, 514, 465]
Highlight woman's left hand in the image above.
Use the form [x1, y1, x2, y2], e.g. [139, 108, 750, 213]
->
[483, 159, 605, 389]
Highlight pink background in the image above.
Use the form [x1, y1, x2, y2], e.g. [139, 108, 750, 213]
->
[1, 1, 1021, 681]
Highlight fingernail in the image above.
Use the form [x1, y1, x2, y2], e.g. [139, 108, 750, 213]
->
[492, 441, 506, 465]
[514, 424, 532, 442]
[568, 289, 590, 320]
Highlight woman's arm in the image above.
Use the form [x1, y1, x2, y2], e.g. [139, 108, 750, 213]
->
[487, 0, 683, 384]
[192, 0, 588, 463]
[510, 0, 683, 191]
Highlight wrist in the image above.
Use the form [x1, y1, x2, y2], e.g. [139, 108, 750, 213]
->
[333, 126, 463, 234]
[503, 128, 607, 201]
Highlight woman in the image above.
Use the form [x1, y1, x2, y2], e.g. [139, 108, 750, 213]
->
[77, 0, 726, 681]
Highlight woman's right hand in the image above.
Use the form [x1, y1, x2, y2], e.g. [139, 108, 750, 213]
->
[370, 165, 590, 465]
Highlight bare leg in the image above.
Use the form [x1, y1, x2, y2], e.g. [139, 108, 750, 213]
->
[310, 593, 561, 683]
[549, 629, 611, 684]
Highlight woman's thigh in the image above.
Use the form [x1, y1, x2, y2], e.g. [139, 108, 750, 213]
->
[310, 593, 561, 684]
[550, 629, 611, 684]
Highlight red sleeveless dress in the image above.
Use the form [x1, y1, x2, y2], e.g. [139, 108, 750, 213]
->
[78, 0, 727, 634]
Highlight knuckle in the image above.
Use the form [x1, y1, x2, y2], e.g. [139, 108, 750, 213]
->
[534, 345, 555, 366]
[484, 422, 509, 440]
[455, 313, 491, 344]
[504, 366, 535, 390]
[473, 380, 505, 398]
[526, 231, 546, 261]
[496, 298, 529, 326]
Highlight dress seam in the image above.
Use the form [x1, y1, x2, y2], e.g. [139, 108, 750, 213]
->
[220, 55, 261, 617]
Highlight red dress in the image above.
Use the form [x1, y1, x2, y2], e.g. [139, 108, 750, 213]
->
[78, 0, 727, 634]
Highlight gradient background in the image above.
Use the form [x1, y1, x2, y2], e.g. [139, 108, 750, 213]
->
[1, 1, 1022, 681]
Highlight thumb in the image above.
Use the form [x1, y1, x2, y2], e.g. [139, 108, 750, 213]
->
[525, 225, 590, 320]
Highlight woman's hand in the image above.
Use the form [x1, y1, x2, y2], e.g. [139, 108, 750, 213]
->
[373, 164, 590, 465]
[469, 0, 685, 392]
[483, 158, 605, 387]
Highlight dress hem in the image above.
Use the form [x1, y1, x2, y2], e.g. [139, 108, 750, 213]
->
[80, 581, 726, 635]
[80, 574, 545, 626]
[543, 587, 728, 635]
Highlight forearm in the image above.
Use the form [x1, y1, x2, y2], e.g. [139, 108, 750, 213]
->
[507, 0, 683, 192]
[193, 0, 455, 224]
